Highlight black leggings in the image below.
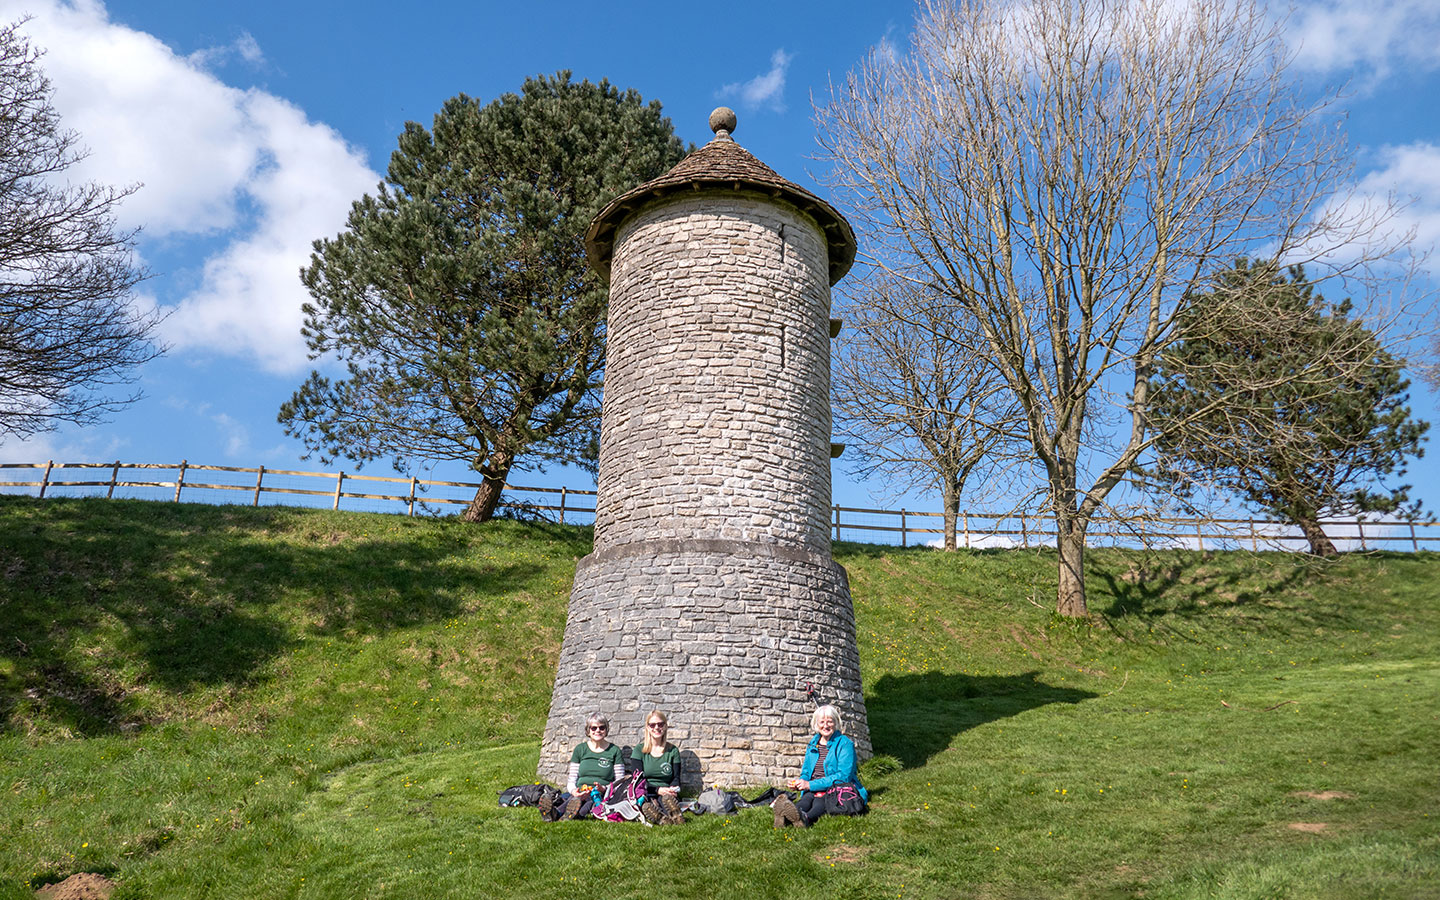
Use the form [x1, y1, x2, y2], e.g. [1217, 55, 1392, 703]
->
[796, 791, 826, 825]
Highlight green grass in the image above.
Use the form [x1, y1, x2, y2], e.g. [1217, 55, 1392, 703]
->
[1, 496, 1436, 899]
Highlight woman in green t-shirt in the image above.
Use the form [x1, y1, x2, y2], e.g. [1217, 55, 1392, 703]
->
[630, 709, 685, 824]
[548, 712, 626, 821]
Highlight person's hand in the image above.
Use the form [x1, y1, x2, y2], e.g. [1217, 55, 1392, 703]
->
[789, 778, 809, 791]
[660, 786, 679, 796]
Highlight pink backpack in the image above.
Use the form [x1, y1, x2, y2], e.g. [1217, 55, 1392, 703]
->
[590, 772, 652, 824]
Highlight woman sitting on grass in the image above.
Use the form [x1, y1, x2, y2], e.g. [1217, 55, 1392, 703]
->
[630, 710, 685, 824]
[772, 704, 868, 827]
[544, 712, 626, 821]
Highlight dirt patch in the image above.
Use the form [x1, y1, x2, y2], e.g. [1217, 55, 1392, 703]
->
[35, 873, 114, 900]
[815, 845, 871, 865]
[934, 616, 972, 648]
[1291, 791, 1355, 801]
[1288, 823, 1328, 833]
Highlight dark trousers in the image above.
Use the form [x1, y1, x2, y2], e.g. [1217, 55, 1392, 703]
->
[796, 790, 826, 825]
[558, 792, 595, 818]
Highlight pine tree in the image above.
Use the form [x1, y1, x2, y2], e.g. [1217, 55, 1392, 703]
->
[279, 73, 687, 521]
[1147, 260, 1428, 555]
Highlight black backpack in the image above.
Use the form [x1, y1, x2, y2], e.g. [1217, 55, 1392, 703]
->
[498, 783, 560, 808]
[821, 783, 868, 816]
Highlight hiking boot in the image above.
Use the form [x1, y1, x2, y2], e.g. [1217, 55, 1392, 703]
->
[639, 797, 662, 826]
[557, 794, 585, 822]
[538, 791, 559, 822]
[658, 793, 684, 825]
[772, 793, 803, 829]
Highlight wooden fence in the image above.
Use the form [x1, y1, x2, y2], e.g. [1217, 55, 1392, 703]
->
[2, 459, 1436, 552]
[0, 459, 595, 523]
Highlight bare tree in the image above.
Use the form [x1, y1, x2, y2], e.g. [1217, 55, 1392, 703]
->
[0, 19, 162, 441]
[834, 269, 1025, 549]
[816, 0, 1413, 615]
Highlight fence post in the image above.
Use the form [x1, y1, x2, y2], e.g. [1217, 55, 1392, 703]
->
[39, 460, 53, 498]
[333, 471, 345, 511]
[173, 460, 187, 503]
[900, 509, 907, 547]
[560, 486, 567, 525]
[1196, 518, 1205, 553]
[1021, 514, 1028, 549]
[107, 460, 120, 499]
[1249, 519, 1258, 552]
[1356, 518, 1366, 550]
[833, 505, 841, 542]
[963, 512, 970, 549]
[1411, 521, 1419, 552]
[408, 477, 418, 517]
[253, 466, 265, 507]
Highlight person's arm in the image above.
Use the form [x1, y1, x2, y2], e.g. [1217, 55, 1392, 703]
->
[613, 748, 626, 779]
[806, 737, 857, 792]
[790, 738, 817, 791]
[567, 744, 584, 794]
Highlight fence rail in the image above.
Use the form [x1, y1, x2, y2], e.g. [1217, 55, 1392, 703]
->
[0, 459, 596, 523]
[2, 460, 1436, 552]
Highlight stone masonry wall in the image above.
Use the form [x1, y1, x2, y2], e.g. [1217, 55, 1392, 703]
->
[538, 539, 870, 789]
[540, 186, 869, 787]
[594, 193, 834, 554]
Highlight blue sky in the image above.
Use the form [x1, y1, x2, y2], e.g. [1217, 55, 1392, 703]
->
[2, 0, 1438, 525]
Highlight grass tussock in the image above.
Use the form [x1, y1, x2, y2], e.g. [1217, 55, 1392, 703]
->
[1, 496, 1436, 899]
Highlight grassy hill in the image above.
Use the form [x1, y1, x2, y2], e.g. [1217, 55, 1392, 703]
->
[1, 496, 1436, 899]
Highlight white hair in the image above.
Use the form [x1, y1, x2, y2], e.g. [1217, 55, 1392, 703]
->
[811, 704, 844, 734]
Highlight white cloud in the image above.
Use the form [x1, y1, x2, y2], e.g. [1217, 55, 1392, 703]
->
[3, 0, 378, 373]
[718, 48, 794, 112]
[1353, 143, 1440, 255]
[1288, 141, 1440, 274]
[161, 92, 381, 372]
[187, 31, 264, 70]
[0, 428, 130, 464]
[1288, 0, 1440, 80]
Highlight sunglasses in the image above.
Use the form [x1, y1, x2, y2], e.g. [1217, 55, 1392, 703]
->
[587, 724, 608, 732]
[646, 722, 666, 729]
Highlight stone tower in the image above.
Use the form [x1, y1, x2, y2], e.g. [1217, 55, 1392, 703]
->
[538, 108, 868, 788]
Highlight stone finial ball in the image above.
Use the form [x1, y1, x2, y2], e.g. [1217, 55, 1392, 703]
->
[709, 107, 738, 135]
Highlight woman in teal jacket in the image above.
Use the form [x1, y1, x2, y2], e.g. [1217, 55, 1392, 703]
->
[777, 704, 868, 826]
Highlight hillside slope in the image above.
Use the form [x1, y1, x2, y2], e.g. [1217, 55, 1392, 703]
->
[1, 497, 1436, 899]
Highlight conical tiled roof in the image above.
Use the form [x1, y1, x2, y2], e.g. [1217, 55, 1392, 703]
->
[585, 113, 856, 285]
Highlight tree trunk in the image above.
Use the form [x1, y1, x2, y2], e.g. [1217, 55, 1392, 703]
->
[942, 483, 959, 551]
[1296, 517, 1338, 557]
[461, 451, 515, 523]
[1055, 510, 1089, 618]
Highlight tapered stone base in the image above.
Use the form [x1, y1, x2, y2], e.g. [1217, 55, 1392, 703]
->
[538, 539, 869, 789]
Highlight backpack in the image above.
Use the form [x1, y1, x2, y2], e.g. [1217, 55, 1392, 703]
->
[497, 783, 560, 808]
[590, 772, 653, 824]
[691, 787, 738, 816]
[688, 786, 782, 816]
[820, 783, 868, 816]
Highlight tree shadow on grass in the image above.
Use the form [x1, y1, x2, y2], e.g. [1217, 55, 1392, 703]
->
[0, 497, 569, 736]
[865, 670, 1095, 769]
[1086, 550, 1370, 639]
